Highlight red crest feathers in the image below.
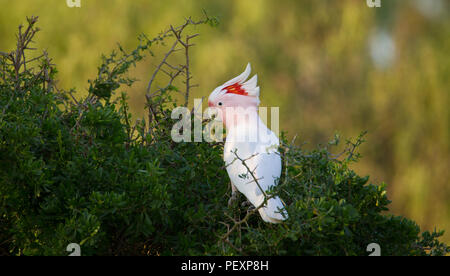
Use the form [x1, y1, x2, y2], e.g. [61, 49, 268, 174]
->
[224, 83, 248, 96]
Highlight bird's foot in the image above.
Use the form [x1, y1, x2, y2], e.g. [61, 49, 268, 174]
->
[228, 192, 239, 207]
[241, 200, 251, 207]
[247, 205, 256, 213]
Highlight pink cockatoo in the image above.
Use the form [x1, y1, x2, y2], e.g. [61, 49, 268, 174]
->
[208, 63, 288, 223]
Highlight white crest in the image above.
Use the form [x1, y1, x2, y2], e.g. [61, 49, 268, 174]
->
[209, 63, 260, 101]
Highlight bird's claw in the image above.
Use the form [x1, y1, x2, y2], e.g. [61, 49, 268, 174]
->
[228, 192, 239, 207]
[241, 200, 251, 207]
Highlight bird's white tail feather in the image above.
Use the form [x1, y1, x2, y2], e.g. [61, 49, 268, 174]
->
[258, 196, 288, 223]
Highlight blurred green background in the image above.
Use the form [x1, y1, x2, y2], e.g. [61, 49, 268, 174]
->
[0, 0, 449, 243]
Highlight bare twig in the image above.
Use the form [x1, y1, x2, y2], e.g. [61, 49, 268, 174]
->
[231, 150, 267, 198]
[2, 16, 40, 93]
[220, 192, 276, 244]
[0, 16, 55, 117]
[219, 150, 281, 250]
[142, 14, 213, 140]
[145, 39, 179, 95]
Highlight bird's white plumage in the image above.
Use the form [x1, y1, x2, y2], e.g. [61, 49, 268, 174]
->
[211, 63, 287, 223]
[224, 117, 287, 223]
[209, 63, 288, 223]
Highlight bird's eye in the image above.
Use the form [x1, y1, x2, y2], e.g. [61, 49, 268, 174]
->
[218, 102, 223, 106]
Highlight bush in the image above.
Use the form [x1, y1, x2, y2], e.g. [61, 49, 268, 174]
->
[0, 16, 448, 256]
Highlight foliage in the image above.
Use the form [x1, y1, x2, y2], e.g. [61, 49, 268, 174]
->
[1, 1, 449, 242]
[0, 17, 448, 256]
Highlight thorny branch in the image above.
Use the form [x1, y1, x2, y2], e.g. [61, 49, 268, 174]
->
[230, 150, 268, 198]
[1, 16, 40, 90]
[219, 150, 280, 252]
[326, 131, 367, 161]
[1, 16, 56, 118]
[279, 131, 367, 165]
[219, 191, 277, 253]
[143, 13, 216, 139]
[218, 133, 367, 252]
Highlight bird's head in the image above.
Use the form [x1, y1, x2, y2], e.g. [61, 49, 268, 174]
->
[207, 63, 260, 122]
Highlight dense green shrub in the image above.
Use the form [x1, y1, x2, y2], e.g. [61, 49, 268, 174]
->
[0, 16, 448, 256]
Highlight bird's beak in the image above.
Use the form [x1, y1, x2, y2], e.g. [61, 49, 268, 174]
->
[208, 101, 214, 107]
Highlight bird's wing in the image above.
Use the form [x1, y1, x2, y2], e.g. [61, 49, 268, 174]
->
[227, 150, 281, 204]
[245, 152, 282, 197]
[224, 140, 287, 222]
[246, 152, 287, 221]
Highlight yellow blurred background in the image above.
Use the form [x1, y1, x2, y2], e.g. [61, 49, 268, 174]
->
[0, 0, 449, 243]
